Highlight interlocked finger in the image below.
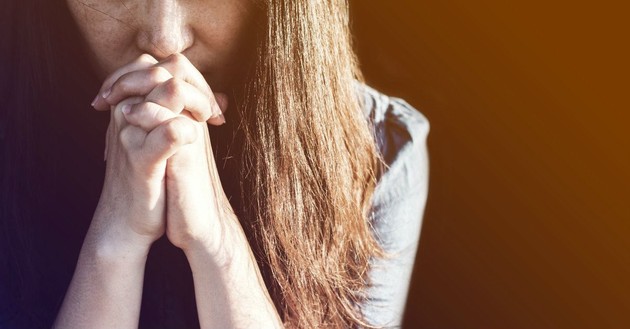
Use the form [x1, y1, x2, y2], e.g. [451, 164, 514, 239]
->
[153, 53, 213, 97]
[123, 101, 178, 132]
[144, 116, 199, 163]
[152, 54, 228, 124]
[144, 77, 220, 122]
[93, 54, 159, 110]
[102, 67, 173, 109]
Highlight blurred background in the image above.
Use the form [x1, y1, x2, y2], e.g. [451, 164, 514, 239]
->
[350, 0, 629, 328]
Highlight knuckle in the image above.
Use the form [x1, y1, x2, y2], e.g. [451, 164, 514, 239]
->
[148, 66, 172, 82]
[113, 77, 133, 94]
[119, 126, 136, 149]
[164, 77, 185, 95]
[162, 120, 184, 146]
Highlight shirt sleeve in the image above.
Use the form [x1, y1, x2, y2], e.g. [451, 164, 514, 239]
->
[360, 94, 430, 328]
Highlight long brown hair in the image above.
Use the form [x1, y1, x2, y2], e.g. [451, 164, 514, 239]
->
[239, 0, 383, 327]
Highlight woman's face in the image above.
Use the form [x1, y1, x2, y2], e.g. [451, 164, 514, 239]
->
[65, 0, 255, 92]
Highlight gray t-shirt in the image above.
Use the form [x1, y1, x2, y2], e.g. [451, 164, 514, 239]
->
[359, 84, 430, 328]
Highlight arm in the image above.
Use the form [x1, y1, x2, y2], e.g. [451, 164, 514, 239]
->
[52, 215, 153, 329]
[52, 100, 163, 329]
[184, 221, 283, 329]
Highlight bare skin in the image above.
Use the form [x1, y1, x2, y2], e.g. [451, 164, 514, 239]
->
[54, 1, 282, 328]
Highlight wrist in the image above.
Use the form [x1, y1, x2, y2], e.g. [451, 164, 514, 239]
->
[88, 229, 153, 264]
[86, 212, 157, 264]
[182, 215, 250, 273]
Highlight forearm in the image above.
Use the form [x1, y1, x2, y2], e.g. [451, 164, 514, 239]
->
[184, 221, 283, 329]
[53, 221, 152, 329]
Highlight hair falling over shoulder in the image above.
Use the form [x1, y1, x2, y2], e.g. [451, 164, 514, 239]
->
[0, 0, 384, 327]
[239, 1, 383, 327]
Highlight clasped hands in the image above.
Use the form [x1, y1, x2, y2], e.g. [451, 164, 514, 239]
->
[90, 53, 240, 263]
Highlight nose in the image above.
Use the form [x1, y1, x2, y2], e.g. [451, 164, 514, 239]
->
[136, 1, 193, 60]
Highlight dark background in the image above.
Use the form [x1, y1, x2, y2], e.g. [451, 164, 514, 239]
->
[351, 0, 629, 328]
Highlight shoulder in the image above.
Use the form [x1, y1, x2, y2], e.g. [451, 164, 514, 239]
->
[358, 82, 430, 140]
[358, 82, 430, 187]
[357, 82, 430, 213]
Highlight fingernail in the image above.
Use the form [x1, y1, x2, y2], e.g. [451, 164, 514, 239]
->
[102, 88, 112, 99]
[91, 95, 99, 107]
[121, 104, 131, 114]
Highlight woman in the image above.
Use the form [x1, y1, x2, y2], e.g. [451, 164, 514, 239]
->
[0, 0, 429, 328]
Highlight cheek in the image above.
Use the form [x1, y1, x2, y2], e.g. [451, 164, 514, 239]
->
[195, 7, 257, 82]
[66, 1, 136, 77]
[83, 30, 134, 78]
[199, 16, 250, 58]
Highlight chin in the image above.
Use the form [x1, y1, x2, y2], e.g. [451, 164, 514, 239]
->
[203, 72, 240, 94]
